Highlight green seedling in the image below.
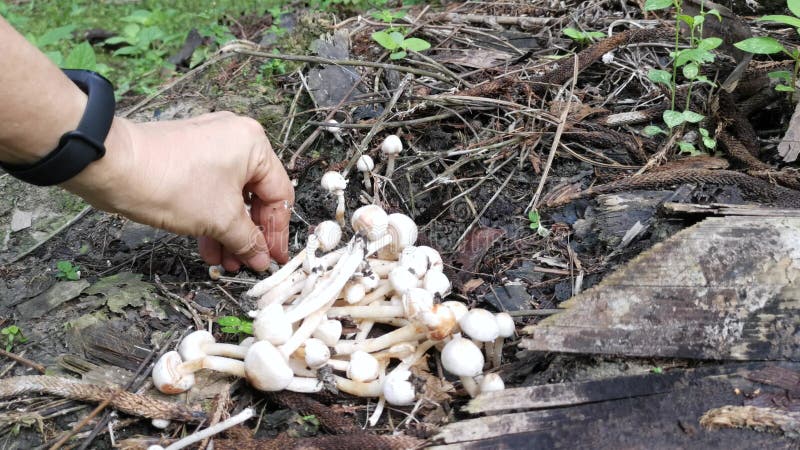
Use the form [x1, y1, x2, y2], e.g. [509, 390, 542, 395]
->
[56, 260, 81, 281]
[2, 325, 28, 351]
[651, 366, 664, 374]
[562, 27, 605, 45]
[644, 0, 721, 154]
[371, 29, 431, 60]
[735, 0, 800, 97]
[528, 209, 551, 238]
[372, 9, 406, 23]
[217, 316, 254, 336]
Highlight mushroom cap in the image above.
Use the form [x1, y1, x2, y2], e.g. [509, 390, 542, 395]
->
[459, 308, 500, 342]
[399, 246, 429, 278]
[314, 220, 342, 252]
[347, 351, 380, 382]
[417, 246, 443, 272]
[495, 312, 515, 338]
[441, 334, 484, 377]
[323, 119, 340, 133]
[357, 155, 375, 172]
[421, 304, 457, 341]
[379, 213, 418, 259]
[178, 330, 215, 361]
[381, 134, 403, 156]
[304, 338, 331, 369]
[402, 287, 434, 321]
[389, 266, 419, 295]
[244, 341, 294, 391]
[357, 272, 380, 291]
[313, 319, 343, 347]
[442, 301, 469, 323]
[253, 303, 293, 345]
[423, 270, 451, 297]
[351, 205, 389, 241]
[383, 369, 415, 405]
[478, 373, 505, 393]
[344, 281, 366, 304]
[208, 265, 223, 280]
[321, 171, 347, 192]
[152, 351, 195, 394]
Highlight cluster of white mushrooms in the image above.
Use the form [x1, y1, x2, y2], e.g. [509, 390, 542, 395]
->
[151, 135, 513, 426]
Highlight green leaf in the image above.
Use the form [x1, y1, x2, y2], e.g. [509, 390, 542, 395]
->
[401, 37, 431, 52]
[66, 269, 80, 281]
[678, 141, 701, 155]
[643, 125, 667, 136]
[2, 326, 19, 335]
[647, 69, 672, 86]
[390, 50, 407, 59]
[64, 42, 97, 70]
[776, 84, 796, 92]
[44, 51, 64, 66]
[371, 31, 400, 50]
[122, 23, 141, 39]
[663, 110, 685, 129]
[217, 316, 242, 327]
[674, 48, 715, 67]
[697, 37, 722, 51]
[706, 9, 722, 21]
[644, 0, 673, 11]
[56, 261, 73, 272]
[760, 14, 800, 28]
[702, 136, 717, 149]
[220, 326, 238, 334]
[677, 14, 694, 27]
[734, 37, 786, 55]
[240, 322, 254, 335]
[682, 110, 705, 123]
[693, 15, 705, 26]
[563, 27, 583, 41]
[699, 127, 710, 137]
[683, 63, 699, 80]
[389, 31, 405, 46]
[528, 209, 541, 228]
[37, 25, 76, 47]
[768, 70, 793, 83]
[790, 0, 800, 18]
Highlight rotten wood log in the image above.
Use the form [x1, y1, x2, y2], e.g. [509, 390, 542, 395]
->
[431, 364, 799, 449]
[521, 217, 800, 361]
[663, 202, 800, 217]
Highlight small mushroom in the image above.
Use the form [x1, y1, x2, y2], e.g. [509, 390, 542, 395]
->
[321, 171, 348, 226]
[381, 134, 403, 178]
[346, 350, 380, 382]
[423, 270, 451, 297]
[459, 308, 500, 365]
[441, 333, 484, 397]
[378, 213, 418, 260]
[357, 155, 375, 190]
[324, 119, 343, 143]
[152, 351, 245, 394]
[303, 338, 331, 369]
[351, 204, 389, 241]
[314, 220, 342, 252]
[253, 303, 293, 345]
[478, 373, 505, 393]
[492, 312, 515, 369]
[383, 368, 415, 406]
[178, 330, 249, 361]
[244, 340, 319, 392]
[312, 319, 343, 347]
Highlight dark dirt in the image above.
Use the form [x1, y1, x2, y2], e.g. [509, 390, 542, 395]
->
[2, 0, 800, 448]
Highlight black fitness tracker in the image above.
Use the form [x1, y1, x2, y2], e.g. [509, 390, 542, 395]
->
[0, 69, 115, 186]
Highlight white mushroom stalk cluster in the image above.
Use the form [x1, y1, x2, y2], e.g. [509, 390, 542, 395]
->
[152, 204, 514, 425]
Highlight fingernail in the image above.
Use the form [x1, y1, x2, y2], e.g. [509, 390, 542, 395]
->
[248, 252, 270, 272]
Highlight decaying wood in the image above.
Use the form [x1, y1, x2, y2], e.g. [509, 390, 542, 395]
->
[521, 217, 800, 360]
[662, 202, 800, 217]
[701, 406, 800, 438]
[432, 364, 797, 449]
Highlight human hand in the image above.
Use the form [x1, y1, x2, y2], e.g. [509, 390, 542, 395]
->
[63, 112, 294, 272]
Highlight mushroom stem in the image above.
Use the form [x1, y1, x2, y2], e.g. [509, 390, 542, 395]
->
[385, 156, 397, 178]
[180, 356, 246, 378]
[327, 305, 405, 319]
[285, 377, 324, 393]
[333, 375, 383, 397]
[491, 338, 504, 369]
[334, 324, 426, 355]
[150, 408, 254, 450]
[280, 303, 330, 359]
[362, 172, 372, 190]
[201, 343, 250, 360]
[258, 271, 307, 308]
[461, 376, 480, 398]
[335, 192, 346, 227]
[247, 250, 306, 298]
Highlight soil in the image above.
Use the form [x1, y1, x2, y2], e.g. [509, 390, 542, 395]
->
[2, 1, 800, 448]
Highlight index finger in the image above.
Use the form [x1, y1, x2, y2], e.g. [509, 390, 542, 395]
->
[247, 141, 294, 264]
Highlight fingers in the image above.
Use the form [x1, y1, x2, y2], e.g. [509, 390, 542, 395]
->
[198, 236, 222, 266]
[251, 198, 291, 264]
[212, 205, 272, 272]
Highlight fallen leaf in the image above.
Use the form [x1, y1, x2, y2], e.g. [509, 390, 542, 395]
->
[454, 226, 505, 293]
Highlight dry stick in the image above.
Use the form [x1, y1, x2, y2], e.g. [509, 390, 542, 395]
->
[528, 54, 580, 212]
[343, 74, 414, 175]
[48, 387, 124, 450]
[307, 111, 456, 129]
[221, 41, 452, 83]
[0, 348, 45, 374]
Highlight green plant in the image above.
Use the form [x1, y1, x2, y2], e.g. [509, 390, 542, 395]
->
[527, 209, 551, 238]
[371, 9, 406, 23]
[371, 29, 431, 60]
[735, 0, 800, 96]
[56, 260, 81, 281]
[644, 0, 722, 154]
[1, 325, 28, 351]
[562, 27, 605, 45]
[217, 316, 254, 335]
[651, 366, 664, 374]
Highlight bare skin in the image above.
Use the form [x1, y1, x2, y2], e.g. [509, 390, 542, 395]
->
[0, 17, 293, 271]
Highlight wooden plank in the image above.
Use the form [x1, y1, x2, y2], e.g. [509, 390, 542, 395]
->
[432, 364, 799, 449]
[520, 217, 800, 361]
[663, 202, 800, 217]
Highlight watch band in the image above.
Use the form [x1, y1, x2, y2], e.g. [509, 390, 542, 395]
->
[0, 69, 115, 186]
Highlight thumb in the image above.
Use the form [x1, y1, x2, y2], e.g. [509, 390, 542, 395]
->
[216, 207, 271, 271]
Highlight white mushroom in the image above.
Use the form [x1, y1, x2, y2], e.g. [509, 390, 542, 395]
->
[246, 249, 307, 298]
[381, 134, 403, 178]
[441, 334, 483, 397]
[304, 338, 331, 369]
[253, 303, 292, 345]
[343, 281, 367, 304]
[351, 204, 389, 241]
[398, 246, 429, 278]
[314, 220, 343, 252]
[383, 368, 415, 406]
[357, 155, 375, 190]
[459, 308, 500, 365]
[147, 408, 254, 450]
[378, 213, 418, 260]
[244, 341, 318, 392]
[324, 119, 343, 143]
[312, 319, 342, 347]
[478, 373, 505, 393]
[492, 312, 515, 368]
[321, 171, 348, 226]
[442, 301, 469, 323]
[178, 330, 249, 361]
[417, 246, 444, 272]
[423, 270, 451, 297]
[152, 351, 245, 395]
[346, 350, 380, 382]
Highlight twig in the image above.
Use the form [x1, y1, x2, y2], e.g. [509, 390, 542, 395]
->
[48, 387, 123, 450]
[307, 111, 456, 129]
[528, 54, 580, 211]
[0, 348, 45, 374]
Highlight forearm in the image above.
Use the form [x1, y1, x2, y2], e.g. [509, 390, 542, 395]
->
[0, 17, 88, 164]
